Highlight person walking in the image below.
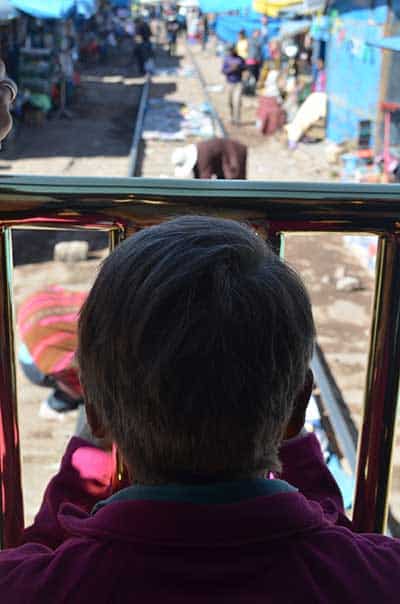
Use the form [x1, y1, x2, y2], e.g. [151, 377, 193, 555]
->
[246, 29, 263, 85]
[222, 45, 245, 125]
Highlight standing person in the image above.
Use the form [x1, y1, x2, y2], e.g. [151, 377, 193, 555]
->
[171, 137, 247, 179]
[187, 9, 200, 43]
[260, 15, 269, 45]
[236, 29, 248, 60]
[312, 58, 327, 93]
[222, 45, 245, 125]
[166, 14, 179, 56]
[201, 13, 209, 51]
[134, 17, 152, 75]
[246, 29, 263, 91]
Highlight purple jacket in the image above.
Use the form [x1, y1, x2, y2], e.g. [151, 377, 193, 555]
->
[1, 433, 399, 603]
[222, 55, 244, 83]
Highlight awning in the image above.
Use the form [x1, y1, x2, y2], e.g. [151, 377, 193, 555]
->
[199, 0, 250, 13]
[253, 0, 302, 17]
[0, 0, 17, 20]
[368, 36, 400, 53]
[215, 11, 280, 43]
[253, 0, 324, 17]
[10, 0, 96, 19]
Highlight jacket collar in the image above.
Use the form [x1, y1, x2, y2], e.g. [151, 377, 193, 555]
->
[92, 477, 296, 513]
[58, 490, 328, 548]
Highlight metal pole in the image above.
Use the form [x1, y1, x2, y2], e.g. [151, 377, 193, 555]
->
[353, 234, 400, 533]
[108, 226, 126, 252]
[128, 75, 151, 177]
[0, 227, 23, 548]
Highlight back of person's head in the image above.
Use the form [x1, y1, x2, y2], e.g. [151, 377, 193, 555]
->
[78, 216, 315, 484]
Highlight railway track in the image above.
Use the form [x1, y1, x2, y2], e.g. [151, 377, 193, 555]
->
[127, 43, 399, 535]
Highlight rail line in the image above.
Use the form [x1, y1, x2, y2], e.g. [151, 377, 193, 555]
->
[126, 44, 399, 535]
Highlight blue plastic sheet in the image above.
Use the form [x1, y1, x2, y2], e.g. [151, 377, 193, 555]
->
[369, 35, 400, 52]
[199, 0, 251, 13]
[325, 5, 386, 143]
[215, 12, 280, 44]
[10, 0, 95, 19]
[109, 0, 130, 6]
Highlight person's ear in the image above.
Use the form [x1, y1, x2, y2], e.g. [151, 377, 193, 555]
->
[284, 368, 314, 440]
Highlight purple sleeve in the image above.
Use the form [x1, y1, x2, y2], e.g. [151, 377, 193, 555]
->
[222, 58, 230, 74]
[280, 432, 353, 529]
[21, 437, 114, 549]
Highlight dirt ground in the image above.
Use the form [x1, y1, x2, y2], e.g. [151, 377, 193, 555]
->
[2, 38, 398, 526]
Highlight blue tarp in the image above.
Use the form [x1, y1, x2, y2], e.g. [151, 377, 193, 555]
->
[109, 0, 130, 6]
[326, 6, 386, 144]
[369, 36, 400, 52]
[199, 0, 251, 13]
[10, 0, 95, 19]
[215, 11, 280, 44]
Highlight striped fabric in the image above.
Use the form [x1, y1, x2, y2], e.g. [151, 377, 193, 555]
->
[18, 286, 87, 397]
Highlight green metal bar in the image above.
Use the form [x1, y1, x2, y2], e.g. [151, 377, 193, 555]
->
[0, 177, 399, 233]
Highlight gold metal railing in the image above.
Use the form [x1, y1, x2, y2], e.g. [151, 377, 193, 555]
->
[1, 175, 400, 548]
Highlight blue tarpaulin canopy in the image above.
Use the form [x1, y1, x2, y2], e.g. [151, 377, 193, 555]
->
[10, 0, 96, 19]
[199, 0, 251, 13]
[215, 10, 280, 44]
[369, 36, 400, 53]
[109, 0, 129, 6]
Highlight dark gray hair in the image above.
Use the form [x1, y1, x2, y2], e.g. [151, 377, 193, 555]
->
[78, 216, 315, 483]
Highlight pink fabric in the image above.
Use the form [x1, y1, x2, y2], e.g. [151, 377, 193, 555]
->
[1, 434, 400, 603]
[38, 313, 79, 328]
[50, 351, 76, 374]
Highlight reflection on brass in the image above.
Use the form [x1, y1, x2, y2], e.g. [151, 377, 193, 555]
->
[0, 227, 23, 548]
[353, 235, 400, 532]
[1, 176, 400, 547]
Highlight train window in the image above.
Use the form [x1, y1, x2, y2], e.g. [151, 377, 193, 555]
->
[12, 228, 108, 525]
[285, 232, 376, 521]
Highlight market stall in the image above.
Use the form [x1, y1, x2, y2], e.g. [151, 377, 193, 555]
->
[8, 0, 97, 123]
